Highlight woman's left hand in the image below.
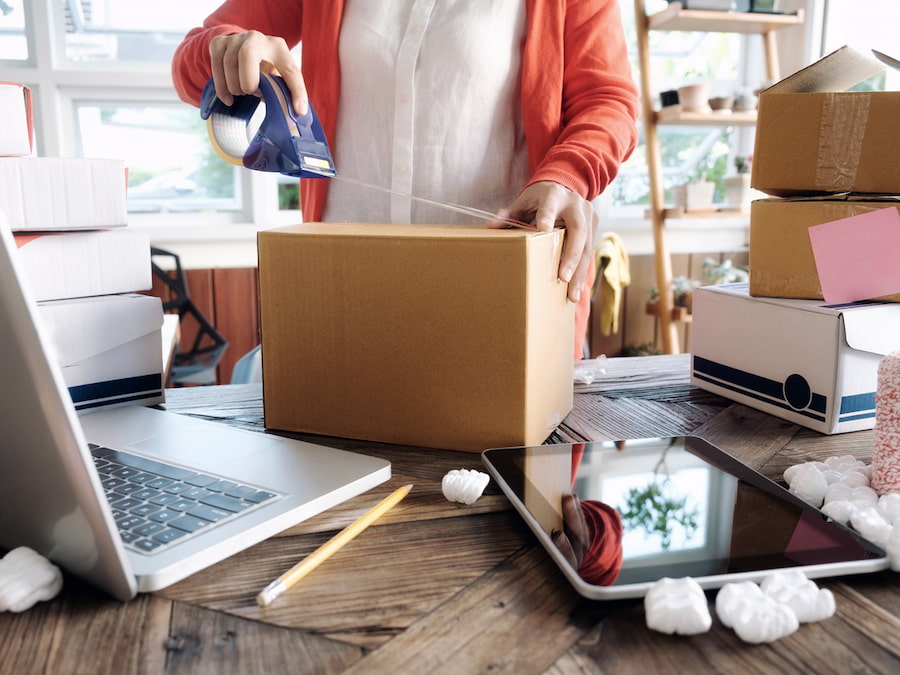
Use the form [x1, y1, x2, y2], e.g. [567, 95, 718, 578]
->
[490, 181, 598, 303]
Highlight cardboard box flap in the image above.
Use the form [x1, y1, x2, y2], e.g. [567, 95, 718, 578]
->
[38, 294, 164, 367]
[765, 45, 884, 95]
[270, 221, 553, 242]
[841, 303, 900, 356]
[769, 194, 900, 205]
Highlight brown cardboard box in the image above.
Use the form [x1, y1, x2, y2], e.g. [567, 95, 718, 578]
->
[751, 46, 900, 196]
[257, 223, 574, 452]
[749, 195, 900, 301]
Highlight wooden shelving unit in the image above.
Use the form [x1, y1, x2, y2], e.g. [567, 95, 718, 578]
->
[633, 1, 803, 353]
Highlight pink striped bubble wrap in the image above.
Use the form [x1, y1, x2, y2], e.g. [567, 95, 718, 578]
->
[873, 350, 900, 495]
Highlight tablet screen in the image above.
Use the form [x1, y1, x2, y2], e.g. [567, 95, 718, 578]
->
[482, 436, 888, 599]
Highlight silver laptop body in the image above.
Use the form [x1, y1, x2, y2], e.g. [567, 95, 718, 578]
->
[0, 220, 390, 600]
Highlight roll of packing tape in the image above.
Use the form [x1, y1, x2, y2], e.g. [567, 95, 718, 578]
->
[199, 74, 335, 178]
[206, 105, 266, 166]
[872, 350, 900, 494]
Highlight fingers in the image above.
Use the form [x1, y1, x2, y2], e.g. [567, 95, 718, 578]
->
[493, 181, 599, 302]
[551, 528, 579, 569]
[209, 32, 308, 115]
[563, 208, 599, 304]
[486, 208, 513, 230]
[561, 494, 589, 564]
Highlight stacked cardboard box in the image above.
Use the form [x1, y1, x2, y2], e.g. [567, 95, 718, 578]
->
[258, 223, 574, 452]
[690, 47, 900, 434]
[1, 84, 165, 411]
[749, 45, 900, 301]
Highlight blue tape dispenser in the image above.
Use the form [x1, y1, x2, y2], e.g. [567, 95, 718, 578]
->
[200, 73, 336, 178]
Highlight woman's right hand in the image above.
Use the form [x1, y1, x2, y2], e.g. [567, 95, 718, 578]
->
[208, 31, 308, 115]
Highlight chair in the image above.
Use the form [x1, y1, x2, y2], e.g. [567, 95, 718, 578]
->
[230, 345, 262, 384]
[150, 247, 228, 386]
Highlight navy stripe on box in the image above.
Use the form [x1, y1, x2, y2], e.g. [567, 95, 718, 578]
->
[692, 356, 827, 423]
[70, 373, 164, 411]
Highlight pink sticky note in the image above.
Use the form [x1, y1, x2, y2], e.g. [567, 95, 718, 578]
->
[808, 208, 900, 304]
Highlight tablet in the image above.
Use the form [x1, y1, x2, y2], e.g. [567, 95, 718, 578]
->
[481, 436, 889, 600]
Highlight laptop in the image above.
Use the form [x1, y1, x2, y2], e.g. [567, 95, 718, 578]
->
[0, 220, 391, 601]
[482, 437, 889, 600]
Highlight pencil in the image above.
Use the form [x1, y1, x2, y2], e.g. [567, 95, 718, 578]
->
[256, 484, 413, 607]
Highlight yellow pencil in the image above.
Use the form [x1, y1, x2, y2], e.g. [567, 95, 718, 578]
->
[256, 484, 413, 607]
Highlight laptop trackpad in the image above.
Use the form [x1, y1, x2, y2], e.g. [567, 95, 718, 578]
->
[130, 427, 267, 468]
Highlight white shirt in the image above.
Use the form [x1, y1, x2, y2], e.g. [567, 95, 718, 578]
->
[321, 0, 529, 225]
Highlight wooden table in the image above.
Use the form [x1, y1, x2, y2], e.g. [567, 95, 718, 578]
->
[3, 354, 899, 674]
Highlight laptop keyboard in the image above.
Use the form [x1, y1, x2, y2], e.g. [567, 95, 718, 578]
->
[90, 444, 279, 554]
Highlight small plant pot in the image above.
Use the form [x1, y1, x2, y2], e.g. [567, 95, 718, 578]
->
[724, 174, 751, 210]
[677, 83, 711, 113]
[733, 94, 758, 112]
[673, 180, 716, 211]
[708, 96, 734, 113]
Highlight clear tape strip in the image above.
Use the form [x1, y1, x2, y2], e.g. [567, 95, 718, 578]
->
[332, 175, 535, 231]
[816, 92, 869, 191]
[207, 112, 533, 230]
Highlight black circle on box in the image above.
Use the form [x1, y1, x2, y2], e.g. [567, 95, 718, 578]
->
[783, 374, 812, 411]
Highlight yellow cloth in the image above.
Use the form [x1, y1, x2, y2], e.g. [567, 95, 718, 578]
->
[594, 232, 630, 336]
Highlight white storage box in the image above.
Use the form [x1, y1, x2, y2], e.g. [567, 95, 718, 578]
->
[36, 293, 165, 410]
[691, 283, 900, 434]
[14, 229, 151, 301]
[0, 157, 127, 231]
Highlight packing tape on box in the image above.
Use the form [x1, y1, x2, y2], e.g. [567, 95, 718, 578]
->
[815, 92, 869, 192]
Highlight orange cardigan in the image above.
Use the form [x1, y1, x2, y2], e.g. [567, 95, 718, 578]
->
[172, 0, 639, 355]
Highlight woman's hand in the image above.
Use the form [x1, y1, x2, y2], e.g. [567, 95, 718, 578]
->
[208, 31, 308, 115]
[551, 493, 590, 570]
[491, 181, 598, 303]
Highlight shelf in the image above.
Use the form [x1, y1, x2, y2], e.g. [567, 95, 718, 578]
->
[654, 106, 757, 126]
[644, 205, 750, 219]
[646, 302, 692, 323]
[634, 0, 804, 354]
[648, 2, 804, 34]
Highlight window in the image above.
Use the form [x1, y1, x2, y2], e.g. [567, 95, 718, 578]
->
[13, 2, 885, 237]
[616, 0, 761, 209]
[822, 0, 900, 90]
[4, 0, 295, 226]
[0, 0, 26, 60]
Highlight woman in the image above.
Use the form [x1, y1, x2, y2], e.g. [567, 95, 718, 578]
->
[172, 1, 639, 357]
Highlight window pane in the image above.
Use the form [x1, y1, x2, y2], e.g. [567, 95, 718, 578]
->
[76, 103, 240, 214]
[63, 0, 222, 64]
[614, 0, 743, 207]
[0, 0, 27, 61]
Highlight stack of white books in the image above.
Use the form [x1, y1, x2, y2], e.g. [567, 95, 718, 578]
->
[2, 83, 165, 410]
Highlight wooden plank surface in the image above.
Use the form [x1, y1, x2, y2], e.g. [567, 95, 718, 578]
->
[3, 355, 900, 674]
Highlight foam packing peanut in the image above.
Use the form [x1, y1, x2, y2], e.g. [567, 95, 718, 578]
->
[0, 547, 63, 612]
[850, 507, 893, 550]
[886, 524, 900, 572]
[760, 570, 835, 624]
[878, 493, 900, 524]
[785, 463, 829, 507]
[441, 469, 490, 505]
[644, 577, 711, 635]
[715, 581, 799, 644]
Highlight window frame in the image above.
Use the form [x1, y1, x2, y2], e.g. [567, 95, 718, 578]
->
[5, 0, 303, 234]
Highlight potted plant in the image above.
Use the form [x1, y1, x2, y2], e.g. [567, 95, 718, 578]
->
[676, 81, 711, 114]
[724, 155, 755, 211]
[647, 275, 697, 321]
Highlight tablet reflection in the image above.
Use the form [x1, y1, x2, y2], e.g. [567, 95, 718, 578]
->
[551, 493, 623, 585]
[487, 436, 884, 591]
